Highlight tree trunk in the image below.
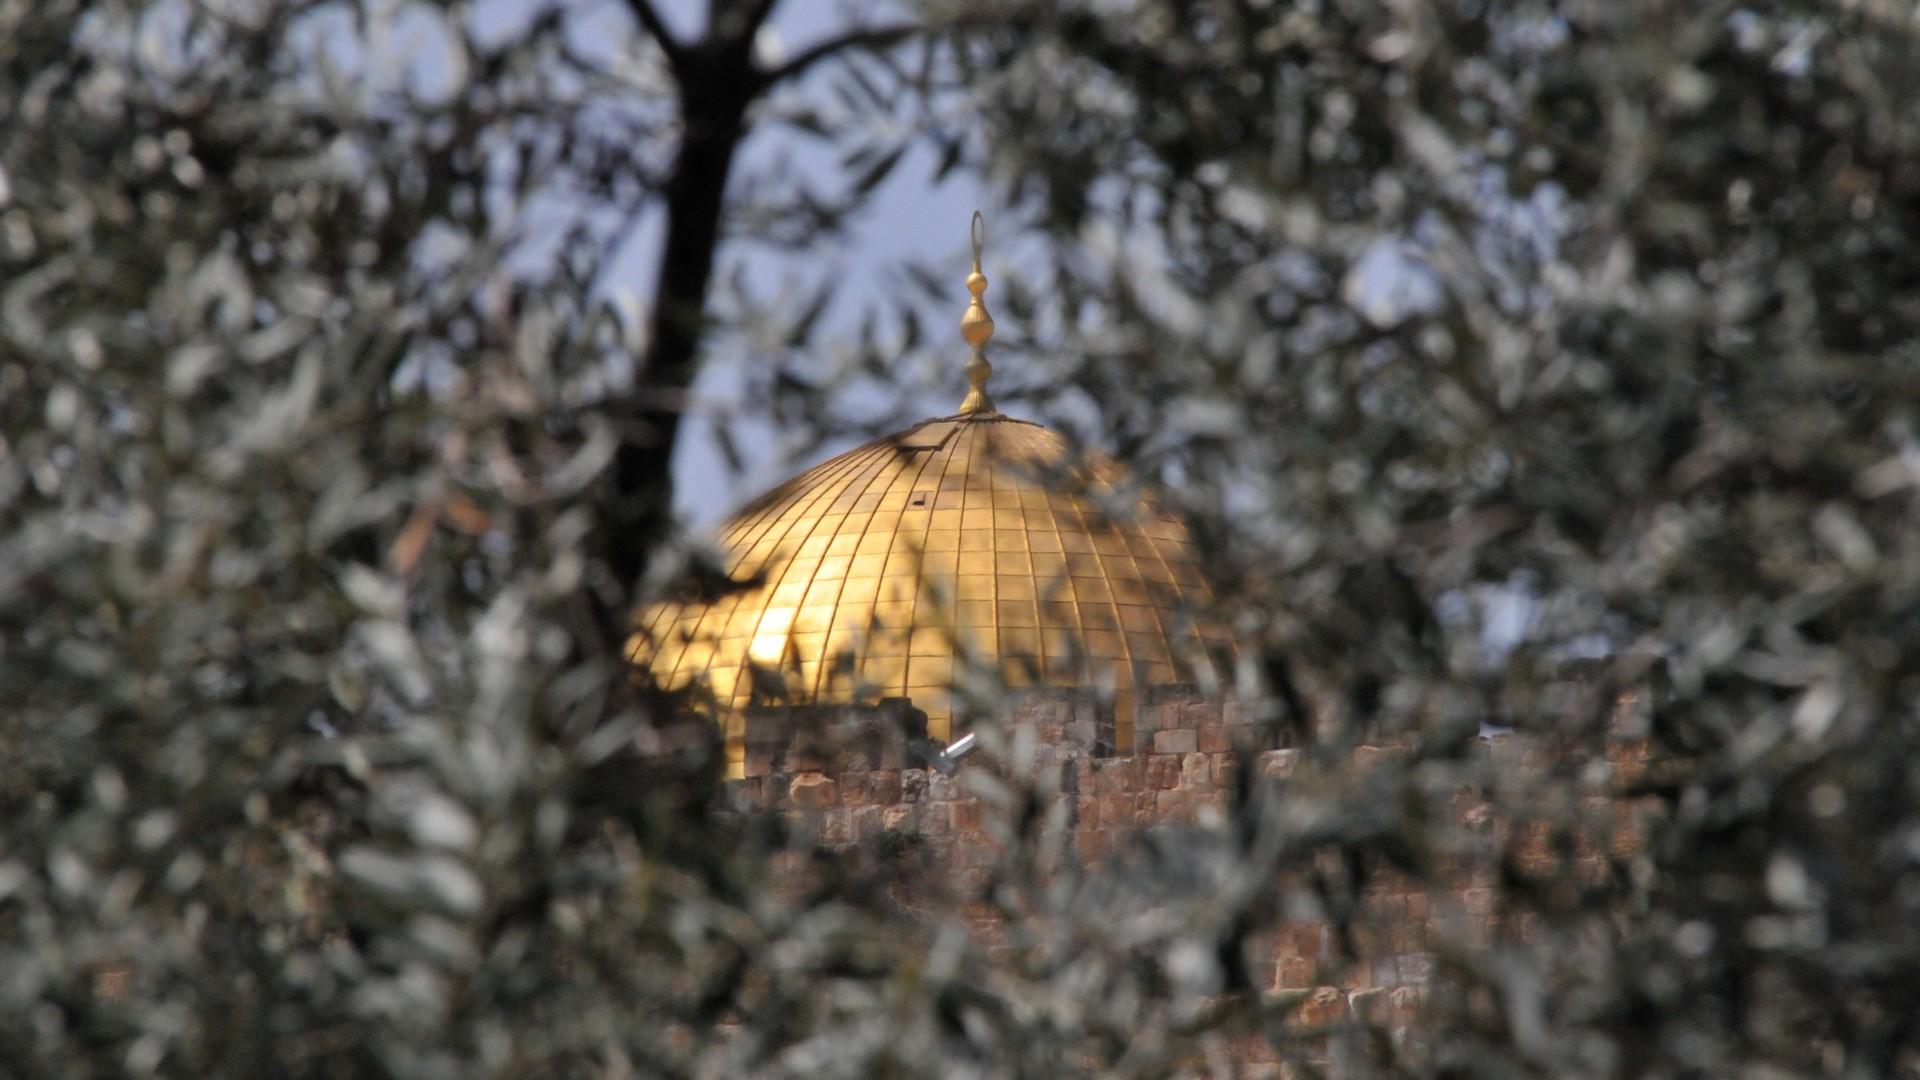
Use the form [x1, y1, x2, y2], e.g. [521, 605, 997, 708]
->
[602, 37, 757, 629]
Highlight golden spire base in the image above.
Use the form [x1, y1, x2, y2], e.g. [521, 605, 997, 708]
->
[957, 211, 996, 415]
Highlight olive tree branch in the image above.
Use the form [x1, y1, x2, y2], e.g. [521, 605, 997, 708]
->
[754, 22, 919, 90]
[624, 0, 685, 66]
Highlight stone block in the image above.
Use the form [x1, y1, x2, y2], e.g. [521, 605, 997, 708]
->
[764, 773, 792, 809]
[789, 772, 837, 809]
[1076, 830, 1107, 862]
[1178, 700, 1223, 727]
[1100, 791, 1139, 827]
[1197, 717, 1229, 754]
[1349, 987, 1388, 1021]
[881, 805, 916, 833]
[785, 722, 834, 772]
[1092, 758, 1140, 794]
[950, 799, 983, 833]
[743, 745, 775, 778]
[1145, 755, 1180, 790]
[820, 808, 852, 846]
[1227, 719, 1274, 752]
[1249, 949, 1278, 994]
[1070, 697, 1117, 752]
[834, 769, 867, 803]
[1389, 987, 1422, 1036]
[1131, 702, 1172, 745]
[1257, 749, 1295, 778]
[1353, 743, 1406, 773]
[1025, 705, 1070, 747]
[914, 802, 948, 833]
[1061, 719, 1100, 753]
[1153, 728, 1198, 755]
[1277, 922, 1329, 961]
[829, 746, 873, 775]
[1210, 753, 1238, 788]
[744, 709, 792, 752]
[1143, 682, 1204, 705]
[1065, 759, 1095, 793]
[866, 769, 902, 806]
[1396, 953, 1431, 987]
[1155, 788, 1189, 819]
[1369, 957, 1400, 989]
[900, 768, 927, 803]
[1277, 956, 1317, 990]
[1296, 987, 1346, 1027]
[1180, 752, 1211, 788]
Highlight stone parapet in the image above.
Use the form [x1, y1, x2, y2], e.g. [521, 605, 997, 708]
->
[729, 688, 1646, 1069]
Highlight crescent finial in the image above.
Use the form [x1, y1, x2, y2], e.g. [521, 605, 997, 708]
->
[957, 211, 996, 415]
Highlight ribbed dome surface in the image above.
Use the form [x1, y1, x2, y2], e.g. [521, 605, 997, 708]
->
[630, 413, 1224, 754]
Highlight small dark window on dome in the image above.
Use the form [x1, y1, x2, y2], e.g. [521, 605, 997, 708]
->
[909, 491, 931, 507]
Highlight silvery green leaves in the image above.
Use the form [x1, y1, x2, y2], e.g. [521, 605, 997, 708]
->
[958, 1, 1920, 1077]
[11, 0, 1920, 1077]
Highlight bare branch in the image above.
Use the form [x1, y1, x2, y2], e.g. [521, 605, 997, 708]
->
[625, 0, 685, 67]
[715, 0, 782, 44]
[743, 0, 781, 34]
[755, 22, 919, 90]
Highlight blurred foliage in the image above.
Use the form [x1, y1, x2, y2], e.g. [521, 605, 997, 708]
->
[961, 0, 1920, 1076]
[9, 0, 1920, 1076]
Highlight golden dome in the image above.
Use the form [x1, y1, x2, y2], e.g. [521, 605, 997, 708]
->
[629, 413, 1225, 753]
[628, 213, 1226, 768]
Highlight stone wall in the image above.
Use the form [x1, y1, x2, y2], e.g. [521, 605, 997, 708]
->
[728, 689, 1638, 1069]
[733, 690, 1286, 880]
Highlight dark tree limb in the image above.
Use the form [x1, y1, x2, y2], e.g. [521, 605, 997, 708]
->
[755, 22, 919, 90]
[624, 0, 685, 66]
[602, 3, 762, 616]
[599, 1, 931, 635]
[713, 0, 782, 48]
[740, 0, 782, 36]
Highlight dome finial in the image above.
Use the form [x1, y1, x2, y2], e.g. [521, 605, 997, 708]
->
[957, 211, 996, 415]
